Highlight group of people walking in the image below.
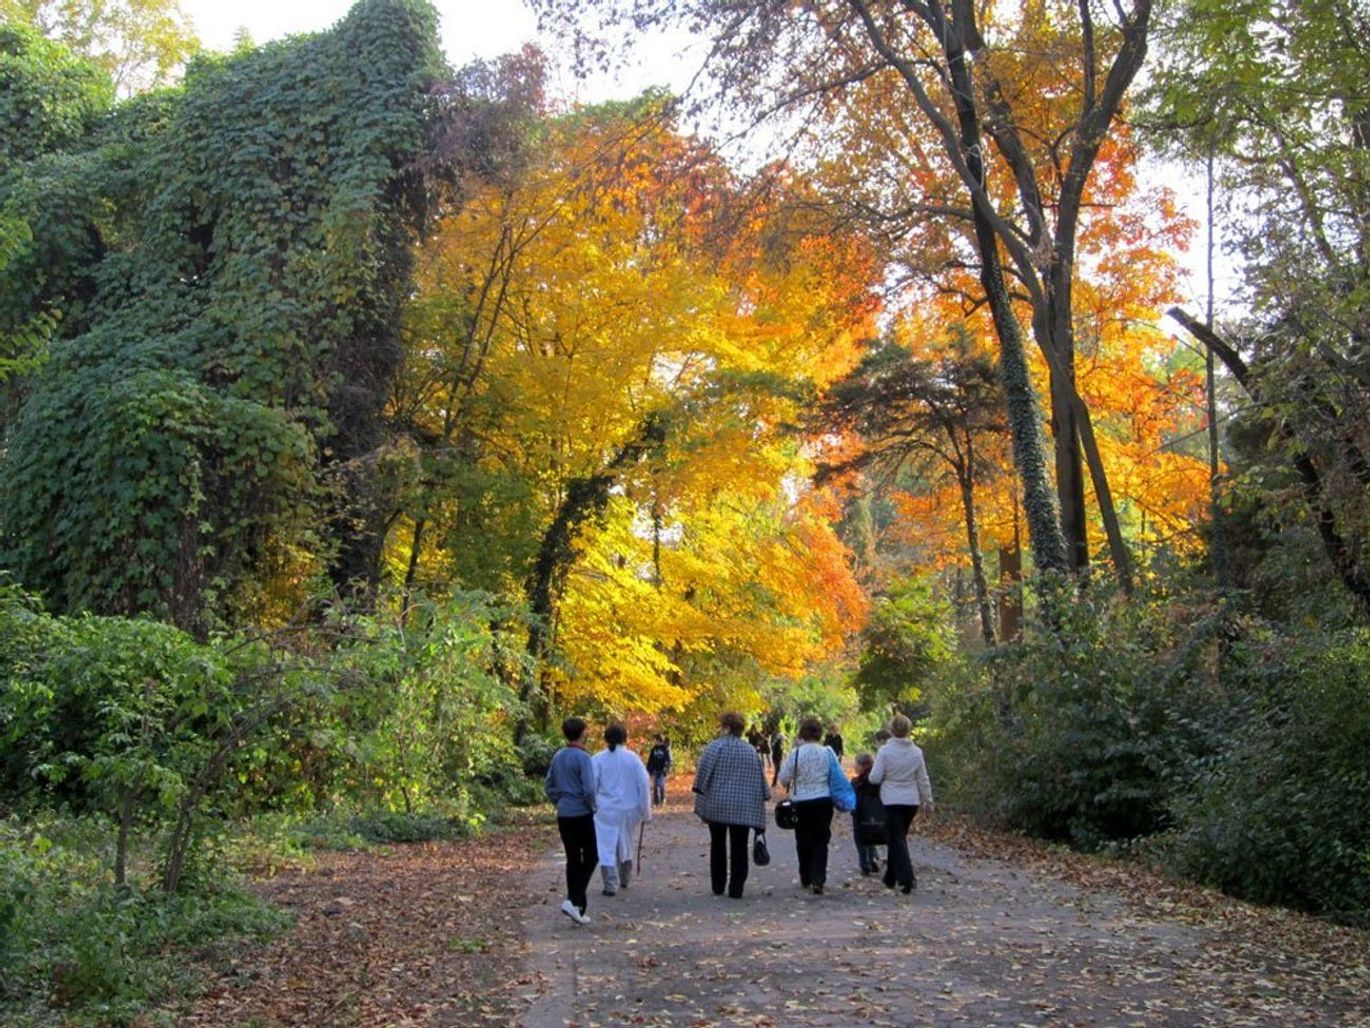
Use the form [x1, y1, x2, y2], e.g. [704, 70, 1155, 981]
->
[544, 709, 933, 924]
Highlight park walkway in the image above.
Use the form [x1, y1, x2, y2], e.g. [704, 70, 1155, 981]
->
[516, 800, 1368, 1027]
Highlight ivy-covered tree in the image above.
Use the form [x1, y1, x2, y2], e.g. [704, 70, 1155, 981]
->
[0, 24, 111, 420]
[0, 0, 448, 632]
[0, 22, 112, 163]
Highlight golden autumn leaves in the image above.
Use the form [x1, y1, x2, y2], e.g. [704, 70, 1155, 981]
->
[388, 86, 1209, 716]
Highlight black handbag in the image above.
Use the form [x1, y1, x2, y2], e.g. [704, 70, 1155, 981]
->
[774, 797, 799, 830]
[753, 829, 771, 865]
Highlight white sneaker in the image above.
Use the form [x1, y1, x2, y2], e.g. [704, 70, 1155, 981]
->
[560, 899, 590, 925]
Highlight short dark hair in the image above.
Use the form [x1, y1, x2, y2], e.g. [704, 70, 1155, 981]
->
[720, 711, 745, 736]
[798, 716, 823, 741]
[562, 716, 587, 741]
[605, 723, 627, 750]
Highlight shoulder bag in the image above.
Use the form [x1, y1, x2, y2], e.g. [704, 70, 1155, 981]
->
[828, 749, 857, 812]
[774, 749, 800, 829]
[774, 796, 799, 830]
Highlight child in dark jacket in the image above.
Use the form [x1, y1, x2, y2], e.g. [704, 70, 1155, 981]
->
[851, 752, 885, 875]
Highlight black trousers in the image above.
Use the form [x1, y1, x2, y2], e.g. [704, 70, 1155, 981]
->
[708, 821, 751, 898]
[557, 813, 598, 912]
[883, 804, 919, 889]
[793, 797, 834, 887]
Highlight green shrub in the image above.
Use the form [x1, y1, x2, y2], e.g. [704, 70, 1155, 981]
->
[1164, 628, 1370, 924]
[0, 815, 286, 1025]
[516, 733, 559, 778]
[927, 583, 1225, 850]
[346, 810, 463, 844]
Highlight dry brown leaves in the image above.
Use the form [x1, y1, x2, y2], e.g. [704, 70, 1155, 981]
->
[923, 816, 1370, 1021]
[180, 813, 556, 1028]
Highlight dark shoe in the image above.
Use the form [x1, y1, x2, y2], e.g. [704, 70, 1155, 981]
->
[900, 882, 914, 894]
[811, 884, 824, 895]
[728, 890, 744, 899]
[860, 867, 873, 876]
[712, 888, 725, 897]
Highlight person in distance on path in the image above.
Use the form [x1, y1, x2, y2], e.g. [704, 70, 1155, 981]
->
[646, 733, 672, 807]
[769, 728, 785, 787]
[823, 723, 845, 761]
[545, 716, 597, 924]
[869, 714, 934, 894]
[777, 716, 836, 895]
[692, 711, 769, 899]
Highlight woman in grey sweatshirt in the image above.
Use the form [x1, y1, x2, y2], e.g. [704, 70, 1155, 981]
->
[545, 716, 598, 924]
[869, 713, 935, 894]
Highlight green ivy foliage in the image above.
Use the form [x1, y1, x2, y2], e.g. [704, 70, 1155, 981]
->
[0, 0, 447, 631]
[0, 26, 111, 395]
[0, 23, 112, 164]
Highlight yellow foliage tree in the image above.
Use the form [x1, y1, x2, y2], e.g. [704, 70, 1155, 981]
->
[391, 97, 879, 725]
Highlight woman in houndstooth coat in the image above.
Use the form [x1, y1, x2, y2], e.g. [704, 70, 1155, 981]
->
[692, 711, 770, 898]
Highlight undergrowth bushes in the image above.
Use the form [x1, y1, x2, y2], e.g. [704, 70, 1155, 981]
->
[0, 816, 286, 1026]
[925, 584, 1370, 925]
[1164, 630, 1370, 924]
[0, 584, 542, 1022]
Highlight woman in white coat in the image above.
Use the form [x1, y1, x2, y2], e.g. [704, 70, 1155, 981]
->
[592, 723, 652, 895]
[869, 713, 934, 894]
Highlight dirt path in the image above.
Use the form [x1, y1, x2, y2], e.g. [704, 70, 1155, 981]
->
[516, 803, 1369, 1027]
[181, 798, 1367, 1027]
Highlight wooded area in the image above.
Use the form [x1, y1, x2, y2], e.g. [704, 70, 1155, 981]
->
[0, 0, 1366, 1021]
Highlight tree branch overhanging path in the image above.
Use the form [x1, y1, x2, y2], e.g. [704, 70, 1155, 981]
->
[1169, 306, 1370, 617]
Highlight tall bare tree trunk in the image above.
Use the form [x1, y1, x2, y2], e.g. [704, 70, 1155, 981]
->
[957, 468, 996, 646]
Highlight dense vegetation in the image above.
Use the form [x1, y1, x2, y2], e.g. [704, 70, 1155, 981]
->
[0, 0, 1366, 1019]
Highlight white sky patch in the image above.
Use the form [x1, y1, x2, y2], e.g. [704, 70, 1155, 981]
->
[179, 0, 699, 105]
[177, 1, 1239, 333]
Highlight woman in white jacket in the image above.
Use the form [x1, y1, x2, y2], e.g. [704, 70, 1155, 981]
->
[777, 716, 836, 894]
[868, 714, 934, 893]
[592, 723, 652, 895]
